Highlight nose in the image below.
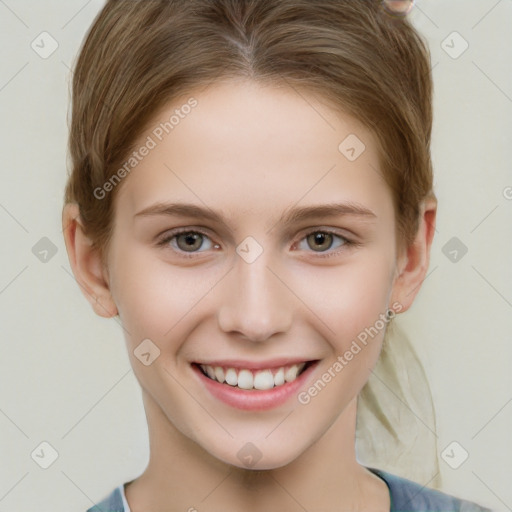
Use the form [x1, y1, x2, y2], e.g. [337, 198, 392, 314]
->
[217, 251, 293, 342]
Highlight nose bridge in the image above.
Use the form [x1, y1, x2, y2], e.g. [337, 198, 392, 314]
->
[217, 247, 292, 341]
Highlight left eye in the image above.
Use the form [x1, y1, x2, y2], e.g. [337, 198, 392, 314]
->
[295, 231, 349, 253]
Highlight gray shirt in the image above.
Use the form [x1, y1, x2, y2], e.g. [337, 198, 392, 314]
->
[87, 466, 492, 511]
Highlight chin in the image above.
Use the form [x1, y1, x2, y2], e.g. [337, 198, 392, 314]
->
[205, 439, 305, 472]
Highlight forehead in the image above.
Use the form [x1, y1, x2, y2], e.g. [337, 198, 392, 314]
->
[114, 79, 393, 227]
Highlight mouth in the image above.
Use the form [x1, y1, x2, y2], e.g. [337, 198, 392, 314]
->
[192, 360, 318, 391]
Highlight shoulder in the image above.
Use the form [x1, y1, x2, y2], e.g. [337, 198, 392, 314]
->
[86, 485, 125, 512]
[367, 467, 493, 512]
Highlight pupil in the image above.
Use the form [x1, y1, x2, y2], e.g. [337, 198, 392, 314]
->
[179, 233, 201, 251]
[309, 232, 332, 251]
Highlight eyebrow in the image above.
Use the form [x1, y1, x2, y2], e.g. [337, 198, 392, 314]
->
[134, 201, 377, 229]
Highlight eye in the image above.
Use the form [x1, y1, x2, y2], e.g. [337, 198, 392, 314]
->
[156, 227, 357, 259]
[294, 230, 355, 257]
[156, 229, 219, 256]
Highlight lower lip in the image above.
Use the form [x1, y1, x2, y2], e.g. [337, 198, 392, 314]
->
[192, 362, 319, 411]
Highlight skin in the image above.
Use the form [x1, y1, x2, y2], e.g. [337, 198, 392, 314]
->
[62, 79, 436, 511]
[383, 0, 414, 15]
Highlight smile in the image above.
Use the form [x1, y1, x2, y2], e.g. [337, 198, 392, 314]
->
[191, 358, 319, 411]
[197, 361, 313, 390]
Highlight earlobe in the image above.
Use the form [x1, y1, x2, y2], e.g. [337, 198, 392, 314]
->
[389, 197, 437, 314]
[62, 203, 118, 318]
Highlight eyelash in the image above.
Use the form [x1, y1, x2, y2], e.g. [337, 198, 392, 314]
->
[156, 227, 360, 259]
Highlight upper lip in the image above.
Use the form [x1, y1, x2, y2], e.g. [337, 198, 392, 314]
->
[193, 358, 318, 370]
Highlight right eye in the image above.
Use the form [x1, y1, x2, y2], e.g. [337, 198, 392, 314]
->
[157, 229, 220, 257]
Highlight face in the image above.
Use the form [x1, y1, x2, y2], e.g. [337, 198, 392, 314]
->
[104, 79, 403, 469]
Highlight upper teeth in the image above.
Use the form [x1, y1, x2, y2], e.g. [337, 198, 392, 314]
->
[200, 363, 307, 390]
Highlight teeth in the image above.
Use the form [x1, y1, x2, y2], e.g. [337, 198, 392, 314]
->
[214, 367, 225, 383]
[225, 367, 237, 386]
[199, 362, 307, 390]
[284, 365, 299, 382]
[237, 369, 253, 390]
[274, 367, 285, 387]
[253, 369, 274, 390]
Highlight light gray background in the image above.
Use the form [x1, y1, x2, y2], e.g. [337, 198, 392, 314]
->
[0, 1, 511, 511]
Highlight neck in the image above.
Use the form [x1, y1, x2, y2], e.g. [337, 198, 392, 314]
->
[124, 392, 389, 512]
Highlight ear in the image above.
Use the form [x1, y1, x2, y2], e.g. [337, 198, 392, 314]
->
[389, 197, 437, 314]
[62, 203, 118, 318]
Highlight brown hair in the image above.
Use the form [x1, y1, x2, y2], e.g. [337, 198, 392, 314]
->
[64, 0, 435, 265]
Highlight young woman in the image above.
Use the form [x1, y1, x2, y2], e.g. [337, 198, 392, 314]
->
[62, 1, 491, 510]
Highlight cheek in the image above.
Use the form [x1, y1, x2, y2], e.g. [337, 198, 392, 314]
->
[109, 246, 220, 346]
[295, 261, 393, 412]
[293, 255, 394, 346]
